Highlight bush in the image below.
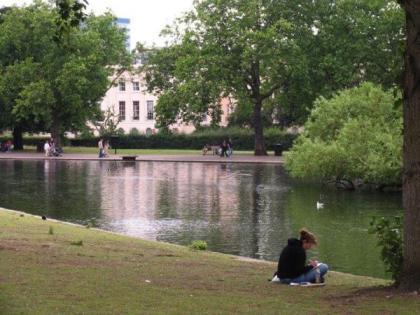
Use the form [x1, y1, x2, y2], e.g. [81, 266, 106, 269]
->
[189, 240, 208, 250]
[285, 82, 402, 188]
[69, 127, 296, 151]
[129, 128, 140, 136]
[369, 216, 403, 284]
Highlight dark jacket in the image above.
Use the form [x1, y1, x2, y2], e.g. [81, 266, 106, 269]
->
[276, 238, 312, 279]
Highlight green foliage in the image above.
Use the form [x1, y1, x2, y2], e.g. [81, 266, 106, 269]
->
[369, 216, 403, 283]
[144, 0, 403, 137]
[285, 83, 402, 187]
[79, 126, 95, 139]
[95, 108, 121, 137]
[0, 3, 132, 142]
[144, 0, 304, 154]
[189, 240, 208, 251]
[276, 0, 404, 124]
[129, 128, 140, 136]
[70, 240, 83, 246]
[54, 0, 88, 44]
[116, 128, 125, 136]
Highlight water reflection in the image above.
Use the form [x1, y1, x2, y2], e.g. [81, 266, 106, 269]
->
[0, 160, 402, 278]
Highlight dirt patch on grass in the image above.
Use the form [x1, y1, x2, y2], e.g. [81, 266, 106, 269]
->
[0, 245, 18, 251]
[326, 285, 420, 311]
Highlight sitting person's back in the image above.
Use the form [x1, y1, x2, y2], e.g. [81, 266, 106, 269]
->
[274, 228, 328, 284]
[277, 238, 312, 279]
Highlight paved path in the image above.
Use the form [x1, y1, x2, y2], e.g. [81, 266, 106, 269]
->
[0, 152, 283, 164]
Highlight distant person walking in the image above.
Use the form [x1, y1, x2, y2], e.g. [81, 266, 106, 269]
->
[220, 139, 229, 157]
[44, 140, 51, 157]
[227, 138, 233, 157]
[98, 138, 104, 158]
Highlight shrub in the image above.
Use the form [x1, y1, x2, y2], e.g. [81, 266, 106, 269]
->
[129, 128, 140, 136]
[7, 127, 296, 151]
[189, 240, 208, 250]
[69, 127, 296, 151]
[70, 240, 83, 246]
[48, 226, 54, 235]
[285, 82, 402, 187]
[369, 216, 403, 284]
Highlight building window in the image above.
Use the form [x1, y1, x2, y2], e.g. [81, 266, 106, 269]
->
[146, 100, 154, 120]
[133, 101, 139, 120]
[119, 101, 126, 120]
[133, 81, 140, 91]
[118, 80, 126, 91]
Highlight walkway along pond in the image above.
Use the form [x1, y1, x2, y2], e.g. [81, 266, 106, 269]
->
[0, 159, 402, 278]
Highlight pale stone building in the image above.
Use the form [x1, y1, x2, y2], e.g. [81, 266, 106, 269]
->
[99, 70, 232, 135]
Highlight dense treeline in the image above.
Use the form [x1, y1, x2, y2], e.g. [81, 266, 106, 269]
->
[0, 1, 131, 149]
[144, 0, 404, 154]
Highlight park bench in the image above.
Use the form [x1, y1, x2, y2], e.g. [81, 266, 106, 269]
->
[122, 155, 137, 161]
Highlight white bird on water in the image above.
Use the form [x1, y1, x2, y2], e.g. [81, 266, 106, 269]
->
[316, 201, 324, 210]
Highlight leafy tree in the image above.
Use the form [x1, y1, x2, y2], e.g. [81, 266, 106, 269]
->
[284, 83, 402, 189]
[144, 0, 304, 155]
[0, 2, 131, 147]
[268, 0, 404, 126]
[54, 0, 88, 45]
[397, 0, 420, 291]
[93, 107, 121, 137]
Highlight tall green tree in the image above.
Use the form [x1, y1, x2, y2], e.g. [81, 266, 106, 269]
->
[397, 0, 420, 291]
[145, 0, 303, 155]
[0, 1, 131, 146]
[269, 0, 404, 126]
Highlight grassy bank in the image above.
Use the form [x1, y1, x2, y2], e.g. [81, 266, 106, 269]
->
[0, 208, 418, 314]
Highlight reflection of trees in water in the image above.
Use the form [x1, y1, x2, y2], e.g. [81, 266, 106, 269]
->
[234, 165, 292, 260]
[283, 183, 402, 278]
[156, 163, 179, 219]
[154, 163, 226, 245]
[0, 160, 103, 222]
[44, 161, 103, 222]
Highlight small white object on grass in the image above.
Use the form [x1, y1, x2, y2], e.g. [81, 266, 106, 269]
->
[316, 201, 324, 210]
[145, 280, 151, 283]
[271, 275, 280, 282]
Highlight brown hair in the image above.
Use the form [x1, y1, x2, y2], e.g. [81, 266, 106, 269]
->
[299, 228, 317, 245]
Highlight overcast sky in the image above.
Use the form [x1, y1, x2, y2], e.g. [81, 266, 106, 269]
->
[1, 0, 194, 48]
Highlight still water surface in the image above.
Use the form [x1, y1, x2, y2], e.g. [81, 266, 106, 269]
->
[0, 160, 402, 278]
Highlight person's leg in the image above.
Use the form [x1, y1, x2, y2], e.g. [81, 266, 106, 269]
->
[301, 263, 329, 283]
[289, 274, 306, 283]
[318, 263, 329, 281]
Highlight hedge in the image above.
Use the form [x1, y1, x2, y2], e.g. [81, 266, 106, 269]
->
[70, 131, 296, 151]
[1, 130, 297, 151]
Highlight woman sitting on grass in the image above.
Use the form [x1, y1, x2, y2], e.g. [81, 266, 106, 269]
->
[273, 228, 328, 284]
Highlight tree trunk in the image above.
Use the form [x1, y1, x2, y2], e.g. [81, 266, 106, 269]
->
[51, 118, 62, 148]
[12, 125, 23, 151]
[400, 0, 420, 291]
[253, 99, 267, 156]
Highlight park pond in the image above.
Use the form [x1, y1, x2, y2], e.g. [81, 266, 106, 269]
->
[0, 159, 402, 279]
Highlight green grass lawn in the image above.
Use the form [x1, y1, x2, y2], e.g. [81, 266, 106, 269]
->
[1, 208, 418, 315]
[23, 146, 259, 156]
